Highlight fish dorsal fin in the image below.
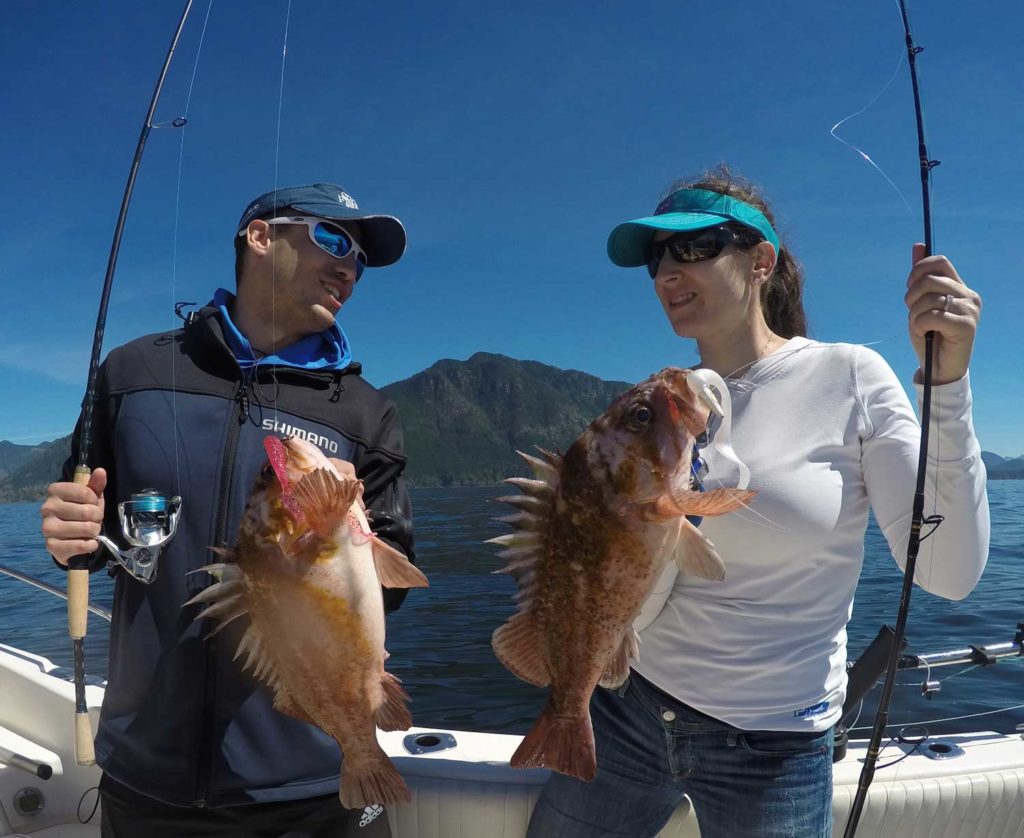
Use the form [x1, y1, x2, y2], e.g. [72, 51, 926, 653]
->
[235, 622, 286, 693]
[185, 563, 285, 693]
[516, 448, 563, 482]
[488, 446, 561, 687]
[371, 536, 429, 589]
[185, 563, 248, 635]
[674, 518, 726, 581]
[291, 468, 361, 538]
[599, 629, 639, 688]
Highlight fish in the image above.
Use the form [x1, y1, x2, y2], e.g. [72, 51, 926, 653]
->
[489, 367, 755, 781]
[186, 435, 428, 809]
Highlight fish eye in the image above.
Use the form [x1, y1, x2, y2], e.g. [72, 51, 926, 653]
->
[627, 402, 653, 430]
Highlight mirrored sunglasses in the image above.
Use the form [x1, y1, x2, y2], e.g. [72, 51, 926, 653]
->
[265, 215, 367, 279]
[647, 225, 762, 279]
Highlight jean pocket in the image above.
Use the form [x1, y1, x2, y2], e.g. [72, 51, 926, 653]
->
[739, 727, 832, 758]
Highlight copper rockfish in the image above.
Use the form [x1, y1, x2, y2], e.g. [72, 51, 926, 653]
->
[188, 435, 428, 808]
[490, 367, 755, 781]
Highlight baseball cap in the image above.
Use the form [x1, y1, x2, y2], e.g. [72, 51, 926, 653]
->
[237, 183, 406, 267]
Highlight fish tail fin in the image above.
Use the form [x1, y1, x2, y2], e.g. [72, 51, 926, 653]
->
[510, 703, 596, 781]
[340, 755, 411, 809]
[374, 670, 412, 732]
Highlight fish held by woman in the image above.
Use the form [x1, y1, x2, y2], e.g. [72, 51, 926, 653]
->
[489, 367, 755, 781]
[187, 435, 428, 808]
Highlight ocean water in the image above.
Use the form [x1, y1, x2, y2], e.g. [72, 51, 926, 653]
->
[2, 482, 1021, 739]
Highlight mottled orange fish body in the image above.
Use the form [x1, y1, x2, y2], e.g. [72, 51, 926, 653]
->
[490, 368, 755, 781]
[188, 436, 427, 808]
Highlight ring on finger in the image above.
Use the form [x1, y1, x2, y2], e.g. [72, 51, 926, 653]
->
[942, 293, 953, 312]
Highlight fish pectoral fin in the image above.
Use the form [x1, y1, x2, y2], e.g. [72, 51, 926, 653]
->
[674, 519, 726, 581]
[375, 670, 412, 732]
[372, 539, 429, 589]
[599, 630, 639, 688]
[659, 487, 758, 519]
[492, 612, 551, 687]
[291, 468, 361, 538]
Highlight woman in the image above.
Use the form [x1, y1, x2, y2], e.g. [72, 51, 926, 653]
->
[525, 166, 989, 838]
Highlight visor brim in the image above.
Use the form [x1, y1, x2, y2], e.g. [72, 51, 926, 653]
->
[606, 212, 732, 268]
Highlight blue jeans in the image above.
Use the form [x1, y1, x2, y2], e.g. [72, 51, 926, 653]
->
[526, 672, 833, 838]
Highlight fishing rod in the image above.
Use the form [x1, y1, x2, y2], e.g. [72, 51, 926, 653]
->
[0, 564, 112, 622]
[67, 0, 194, 767]
[842, 2, 942, 834]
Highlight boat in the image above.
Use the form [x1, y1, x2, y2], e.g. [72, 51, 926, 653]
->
[4, 631, 1024, 837]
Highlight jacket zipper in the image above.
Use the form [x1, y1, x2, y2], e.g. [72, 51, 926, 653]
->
[192, 377, 249, 807]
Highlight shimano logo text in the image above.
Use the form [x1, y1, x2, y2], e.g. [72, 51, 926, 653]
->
[262, 419, 339, 454]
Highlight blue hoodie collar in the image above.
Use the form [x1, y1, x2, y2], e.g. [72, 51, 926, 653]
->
[212, 288, 352, 372]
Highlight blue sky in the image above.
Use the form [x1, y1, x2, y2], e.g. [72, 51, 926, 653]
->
[2, 0, 1021, 456]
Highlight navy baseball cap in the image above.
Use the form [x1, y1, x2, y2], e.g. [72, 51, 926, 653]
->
[236, 183, 406, 267]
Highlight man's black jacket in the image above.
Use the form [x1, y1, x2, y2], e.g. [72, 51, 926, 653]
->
[61, 305, 415, 807]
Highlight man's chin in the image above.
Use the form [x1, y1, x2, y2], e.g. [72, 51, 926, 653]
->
[311, 304, 341, 326]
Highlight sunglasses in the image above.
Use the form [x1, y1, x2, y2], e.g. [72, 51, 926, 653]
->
[647, 225, 763, 278]
[265, 215, 367, 280]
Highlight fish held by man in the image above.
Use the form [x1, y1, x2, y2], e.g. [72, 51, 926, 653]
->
[489, 367, 755, 782]
[186, 435, 428, 808]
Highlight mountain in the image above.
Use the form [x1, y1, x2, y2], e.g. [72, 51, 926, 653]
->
[981, 451, 1024, 480]
[0, 440, 47, 479]
[0, 435, 72, 502]
[1, 356, 1020, 500]
[0, 355, 632, 499]
[381, 352, 632, 486]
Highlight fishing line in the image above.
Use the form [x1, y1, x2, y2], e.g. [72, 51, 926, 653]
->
[829, 0, 916, 218]
[873, 725, 928, 769]
[827, 0, 949, 611]
[850, 701, 1024, 731]
[268, 0, 294, 430]
[77, 784, 100, 823]
[168, 0, 215, 498]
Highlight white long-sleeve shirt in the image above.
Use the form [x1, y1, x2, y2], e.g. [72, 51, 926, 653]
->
[632, 337, 989, 731]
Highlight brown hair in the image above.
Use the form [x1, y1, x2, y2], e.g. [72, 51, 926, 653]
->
[666, 164, 808, 338]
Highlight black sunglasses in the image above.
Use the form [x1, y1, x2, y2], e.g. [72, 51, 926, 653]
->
[647, 225, 764, 278]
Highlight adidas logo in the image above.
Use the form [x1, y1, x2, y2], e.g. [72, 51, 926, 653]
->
[359, 803, 384, 827]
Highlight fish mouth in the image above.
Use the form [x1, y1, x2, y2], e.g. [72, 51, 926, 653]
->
[652, 369, 709, 438]
[279, 435, 333, 473]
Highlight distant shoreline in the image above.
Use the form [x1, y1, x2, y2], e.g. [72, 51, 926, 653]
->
[1, 477, 1020, 506]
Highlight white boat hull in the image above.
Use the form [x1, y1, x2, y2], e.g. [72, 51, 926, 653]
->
[3, 643, 1024, 837]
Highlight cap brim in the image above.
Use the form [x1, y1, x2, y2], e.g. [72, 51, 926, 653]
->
[606, 212, 731, 267]
[290, 201, 407, 267]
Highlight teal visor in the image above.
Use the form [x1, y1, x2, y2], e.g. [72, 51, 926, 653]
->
[607, 188, 779, 268]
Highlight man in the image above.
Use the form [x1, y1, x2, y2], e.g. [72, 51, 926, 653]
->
[40, 183, 415, 837]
